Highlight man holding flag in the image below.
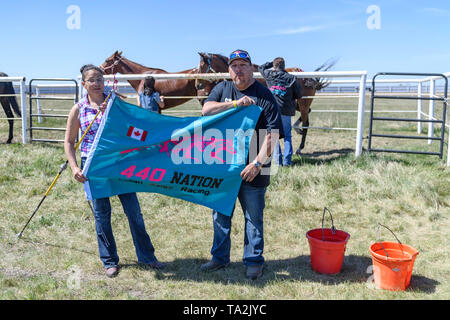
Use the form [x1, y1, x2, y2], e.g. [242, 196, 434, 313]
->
[201, 49, 283, 280]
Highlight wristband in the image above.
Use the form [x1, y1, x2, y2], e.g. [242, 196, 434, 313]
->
[232, 100, 238, 108]
[252, 159, 261, 168]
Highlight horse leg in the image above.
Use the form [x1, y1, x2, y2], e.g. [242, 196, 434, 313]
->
[9, 96, 21, 117]
[293, 97, 306, 135]
[1, 99, 14, 143]
[6, 118, 14, 144]
[295, 105, 311, 155]
[293, 115, 303, 134]
[6, 82, 21, 117]
[298, 119, 309, 153]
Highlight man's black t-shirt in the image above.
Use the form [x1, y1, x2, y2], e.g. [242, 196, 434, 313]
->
[205, 80, 284, 187]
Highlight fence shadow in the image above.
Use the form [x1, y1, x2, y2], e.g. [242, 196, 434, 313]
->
[292, 148, 355, 165]
[20, 237, 98, 256]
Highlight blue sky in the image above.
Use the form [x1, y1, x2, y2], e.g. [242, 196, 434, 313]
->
[1, 0, 449, 80]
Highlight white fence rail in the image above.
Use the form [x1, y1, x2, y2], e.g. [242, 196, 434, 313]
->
[3, 71, 448, 165]
[81, 71, 368, 158]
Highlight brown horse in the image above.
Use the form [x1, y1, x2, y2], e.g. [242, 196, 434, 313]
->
[99, 51, 203, 109]
[196, 53, 336, 154]
[0, 72, 21, 143]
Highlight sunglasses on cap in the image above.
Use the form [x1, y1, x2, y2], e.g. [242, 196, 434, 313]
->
[229, 51, 250, 60]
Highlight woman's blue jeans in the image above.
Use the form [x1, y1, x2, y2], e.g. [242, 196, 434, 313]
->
[273, 114, 293, 166]
[210, 183, 267, 266]
[81, 158, 157, 268]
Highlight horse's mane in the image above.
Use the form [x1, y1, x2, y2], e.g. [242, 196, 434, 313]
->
[210, 53, 229, 67]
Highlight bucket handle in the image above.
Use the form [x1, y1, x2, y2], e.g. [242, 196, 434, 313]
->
[377, 223, 404, 258]
[322, 207, 336, 241]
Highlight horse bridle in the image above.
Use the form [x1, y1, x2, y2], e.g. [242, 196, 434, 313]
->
[204, 55, 216, 74]
[99, 55, 125, 91]
[100, 55, 124, 74]
[196, 54, 221, 90]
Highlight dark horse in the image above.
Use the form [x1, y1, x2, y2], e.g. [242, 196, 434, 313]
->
[0, 72, 21, 143]
[196, 53, 336, 154]
[100, 51, 204, 109]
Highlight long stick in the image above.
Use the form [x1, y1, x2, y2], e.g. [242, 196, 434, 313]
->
[17, 92, 112, 238]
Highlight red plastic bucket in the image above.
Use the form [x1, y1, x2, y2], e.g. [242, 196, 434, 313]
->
[369, 224, 419, 291]
[306, 208, 350, 274]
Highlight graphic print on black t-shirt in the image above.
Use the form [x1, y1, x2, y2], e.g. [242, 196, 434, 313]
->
[205, 80, 284, 187]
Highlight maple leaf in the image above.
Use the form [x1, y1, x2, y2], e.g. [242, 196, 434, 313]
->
[134, 130, 141, 137]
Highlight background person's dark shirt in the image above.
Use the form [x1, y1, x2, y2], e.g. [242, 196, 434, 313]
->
[205, 80, 284, 187]
[258, 62, 303, 116]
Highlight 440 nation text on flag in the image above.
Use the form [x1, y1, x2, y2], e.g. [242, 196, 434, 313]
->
[82, 94, 262, 215]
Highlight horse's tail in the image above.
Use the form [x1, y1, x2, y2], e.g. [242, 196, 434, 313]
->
[305, 58, 339, 90]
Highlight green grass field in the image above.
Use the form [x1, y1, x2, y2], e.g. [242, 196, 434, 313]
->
[0, 94, 449, 300]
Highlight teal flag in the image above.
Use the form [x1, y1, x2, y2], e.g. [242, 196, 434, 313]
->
[82, 93, 262, 216]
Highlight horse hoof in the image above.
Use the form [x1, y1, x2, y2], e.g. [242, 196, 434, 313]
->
[295, 148, 302, 155]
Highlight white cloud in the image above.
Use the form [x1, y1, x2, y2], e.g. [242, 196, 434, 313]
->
[218, 24, 327, 40]
[277, 25, 328, 35]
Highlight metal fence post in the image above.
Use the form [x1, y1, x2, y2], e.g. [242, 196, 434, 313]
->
[355, 73, 367, 158]
[19, 78, 28, 143]
[36, 87, 43, 124]
[417, 82, 422, 134]
[447, 132, 450, 166]
[428, 79, 435, 144]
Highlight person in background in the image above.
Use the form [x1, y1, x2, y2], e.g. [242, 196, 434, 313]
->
[136, 76, 164, 112]
[201, 49, 283, 280]
[259, 57, 302, 166]
[64, 64, 164, 278]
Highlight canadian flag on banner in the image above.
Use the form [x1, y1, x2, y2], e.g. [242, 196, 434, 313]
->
[127, 126, 148, 141]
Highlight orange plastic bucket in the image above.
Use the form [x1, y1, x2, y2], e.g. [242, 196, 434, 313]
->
[306, 208, 350, 274]
[369, 224, 419, 291]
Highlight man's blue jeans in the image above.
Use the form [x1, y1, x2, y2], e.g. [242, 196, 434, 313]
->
[273, 114, 293, 166]
[82, 158, 157, 268]
[210, 183, 267, 266]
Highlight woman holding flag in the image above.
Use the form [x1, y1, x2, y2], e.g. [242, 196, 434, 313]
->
[64, 64, 164, 278]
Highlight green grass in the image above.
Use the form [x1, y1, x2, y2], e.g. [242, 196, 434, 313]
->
[0, 95, 449, 300]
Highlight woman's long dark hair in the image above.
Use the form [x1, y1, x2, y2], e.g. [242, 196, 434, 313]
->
[143, 76, 156, 95]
